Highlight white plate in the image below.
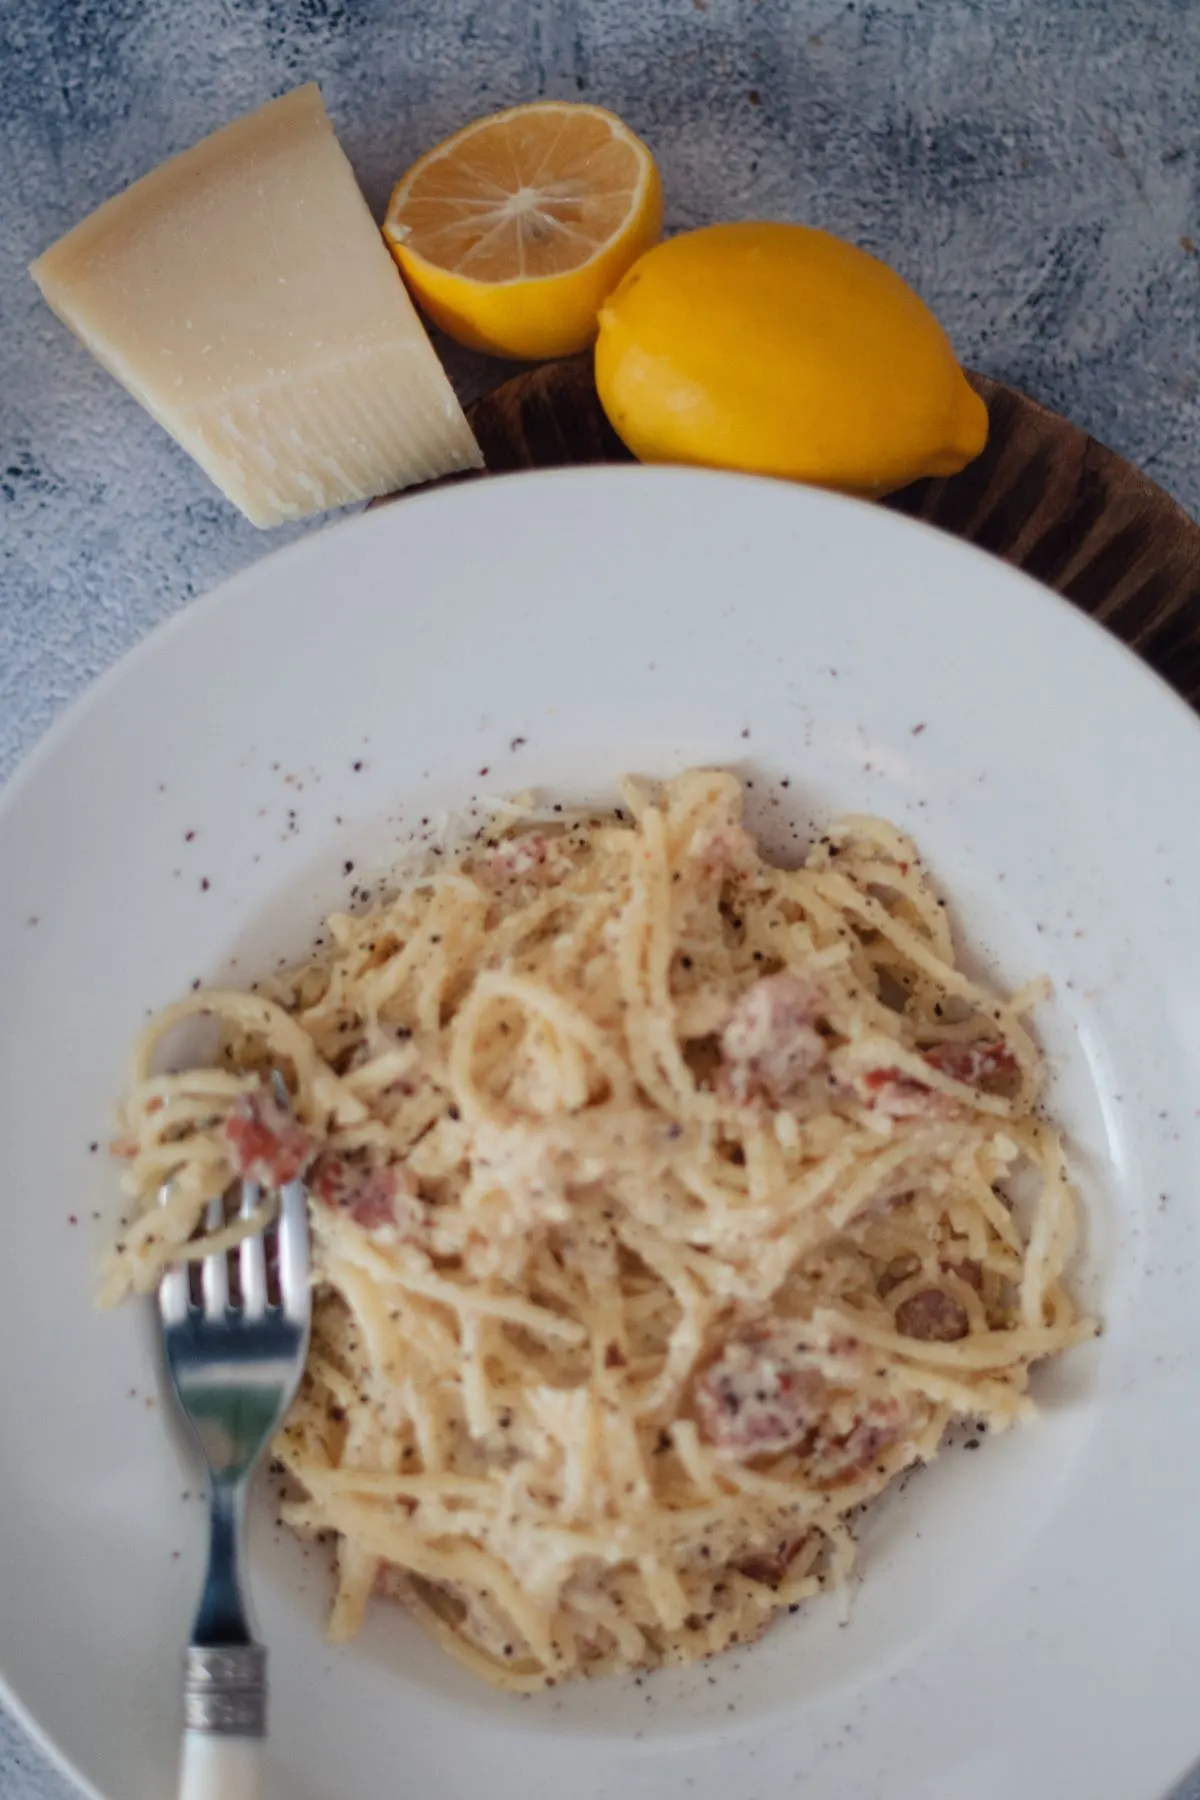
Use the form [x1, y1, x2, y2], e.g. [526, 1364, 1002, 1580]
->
[2, 466, 1199, 1800]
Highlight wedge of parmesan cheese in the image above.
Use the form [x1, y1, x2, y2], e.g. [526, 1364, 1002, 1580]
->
[29, 85, 483, 527]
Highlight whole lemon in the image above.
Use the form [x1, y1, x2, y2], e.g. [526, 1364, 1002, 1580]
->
[594, 222, 987, 495]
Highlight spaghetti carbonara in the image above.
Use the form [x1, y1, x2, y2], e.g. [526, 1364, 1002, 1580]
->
[106, 769, 1091, 1690]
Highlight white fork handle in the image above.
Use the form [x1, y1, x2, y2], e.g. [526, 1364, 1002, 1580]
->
[179, 1731, 265, 1800]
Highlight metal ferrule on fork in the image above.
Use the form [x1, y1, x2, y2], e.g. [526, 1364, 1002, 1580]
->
[183, 1644, 267, 1737]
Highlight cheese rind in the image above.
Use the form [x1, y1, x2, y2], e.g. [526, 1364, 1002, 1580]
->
[30, 85, 482, 526]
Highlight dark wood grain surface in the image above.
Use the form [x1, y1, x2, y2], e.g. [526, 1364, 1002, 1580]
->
[386, 355, 1200, 708]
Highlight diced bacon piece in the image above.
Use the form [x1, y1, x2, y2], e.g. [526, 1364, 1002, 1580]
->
[474, 833, 565, 889]
[922, 1039, 1017, 1087]
[694, 1324, 905, 1483]
[841, 1036, 1021, 1116]
[858, 1066, 957, 1120]
[893, 1287, 970, 1342]
[695, 1328, 829, 1458]
[719, 971, 826, 1103]
[310, 1153, 422, 1234]
[850, 1037, 1015, 1119]
[223, 1088, 315, 1186]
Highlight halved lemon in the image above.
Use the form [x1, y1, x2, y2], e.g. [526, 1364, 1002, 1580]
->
[384, 101, 663, 361]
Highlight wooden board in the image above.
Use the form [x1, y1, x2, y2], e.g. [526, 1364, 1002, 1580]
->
[387, 355, 1200, 707]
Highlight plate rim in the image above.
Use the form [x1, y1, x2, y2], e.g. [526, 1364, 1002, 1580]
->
[7, 463, 1200, 823]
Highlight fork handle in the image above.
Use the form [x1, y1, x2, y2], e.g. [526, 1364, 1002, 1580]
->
[180, 1644, 267, 1800]
[179, 1732, 265, 1800]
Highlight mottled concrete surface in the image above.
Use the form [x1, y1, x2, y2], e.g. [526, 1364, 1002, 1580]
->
[1, 1, 1198, 1795]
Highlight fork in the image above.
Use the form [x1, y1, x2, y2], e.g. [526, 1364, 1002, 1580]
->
[158, 1105, 311, 1800]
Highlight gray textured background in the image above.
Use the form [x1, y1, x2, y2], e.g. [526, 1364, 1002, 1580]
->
[1, 0, 1198, 1794]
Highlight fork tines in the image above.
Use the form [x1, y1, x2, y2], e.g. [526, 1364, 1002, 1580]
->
[158, 1177, 309, 1328]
